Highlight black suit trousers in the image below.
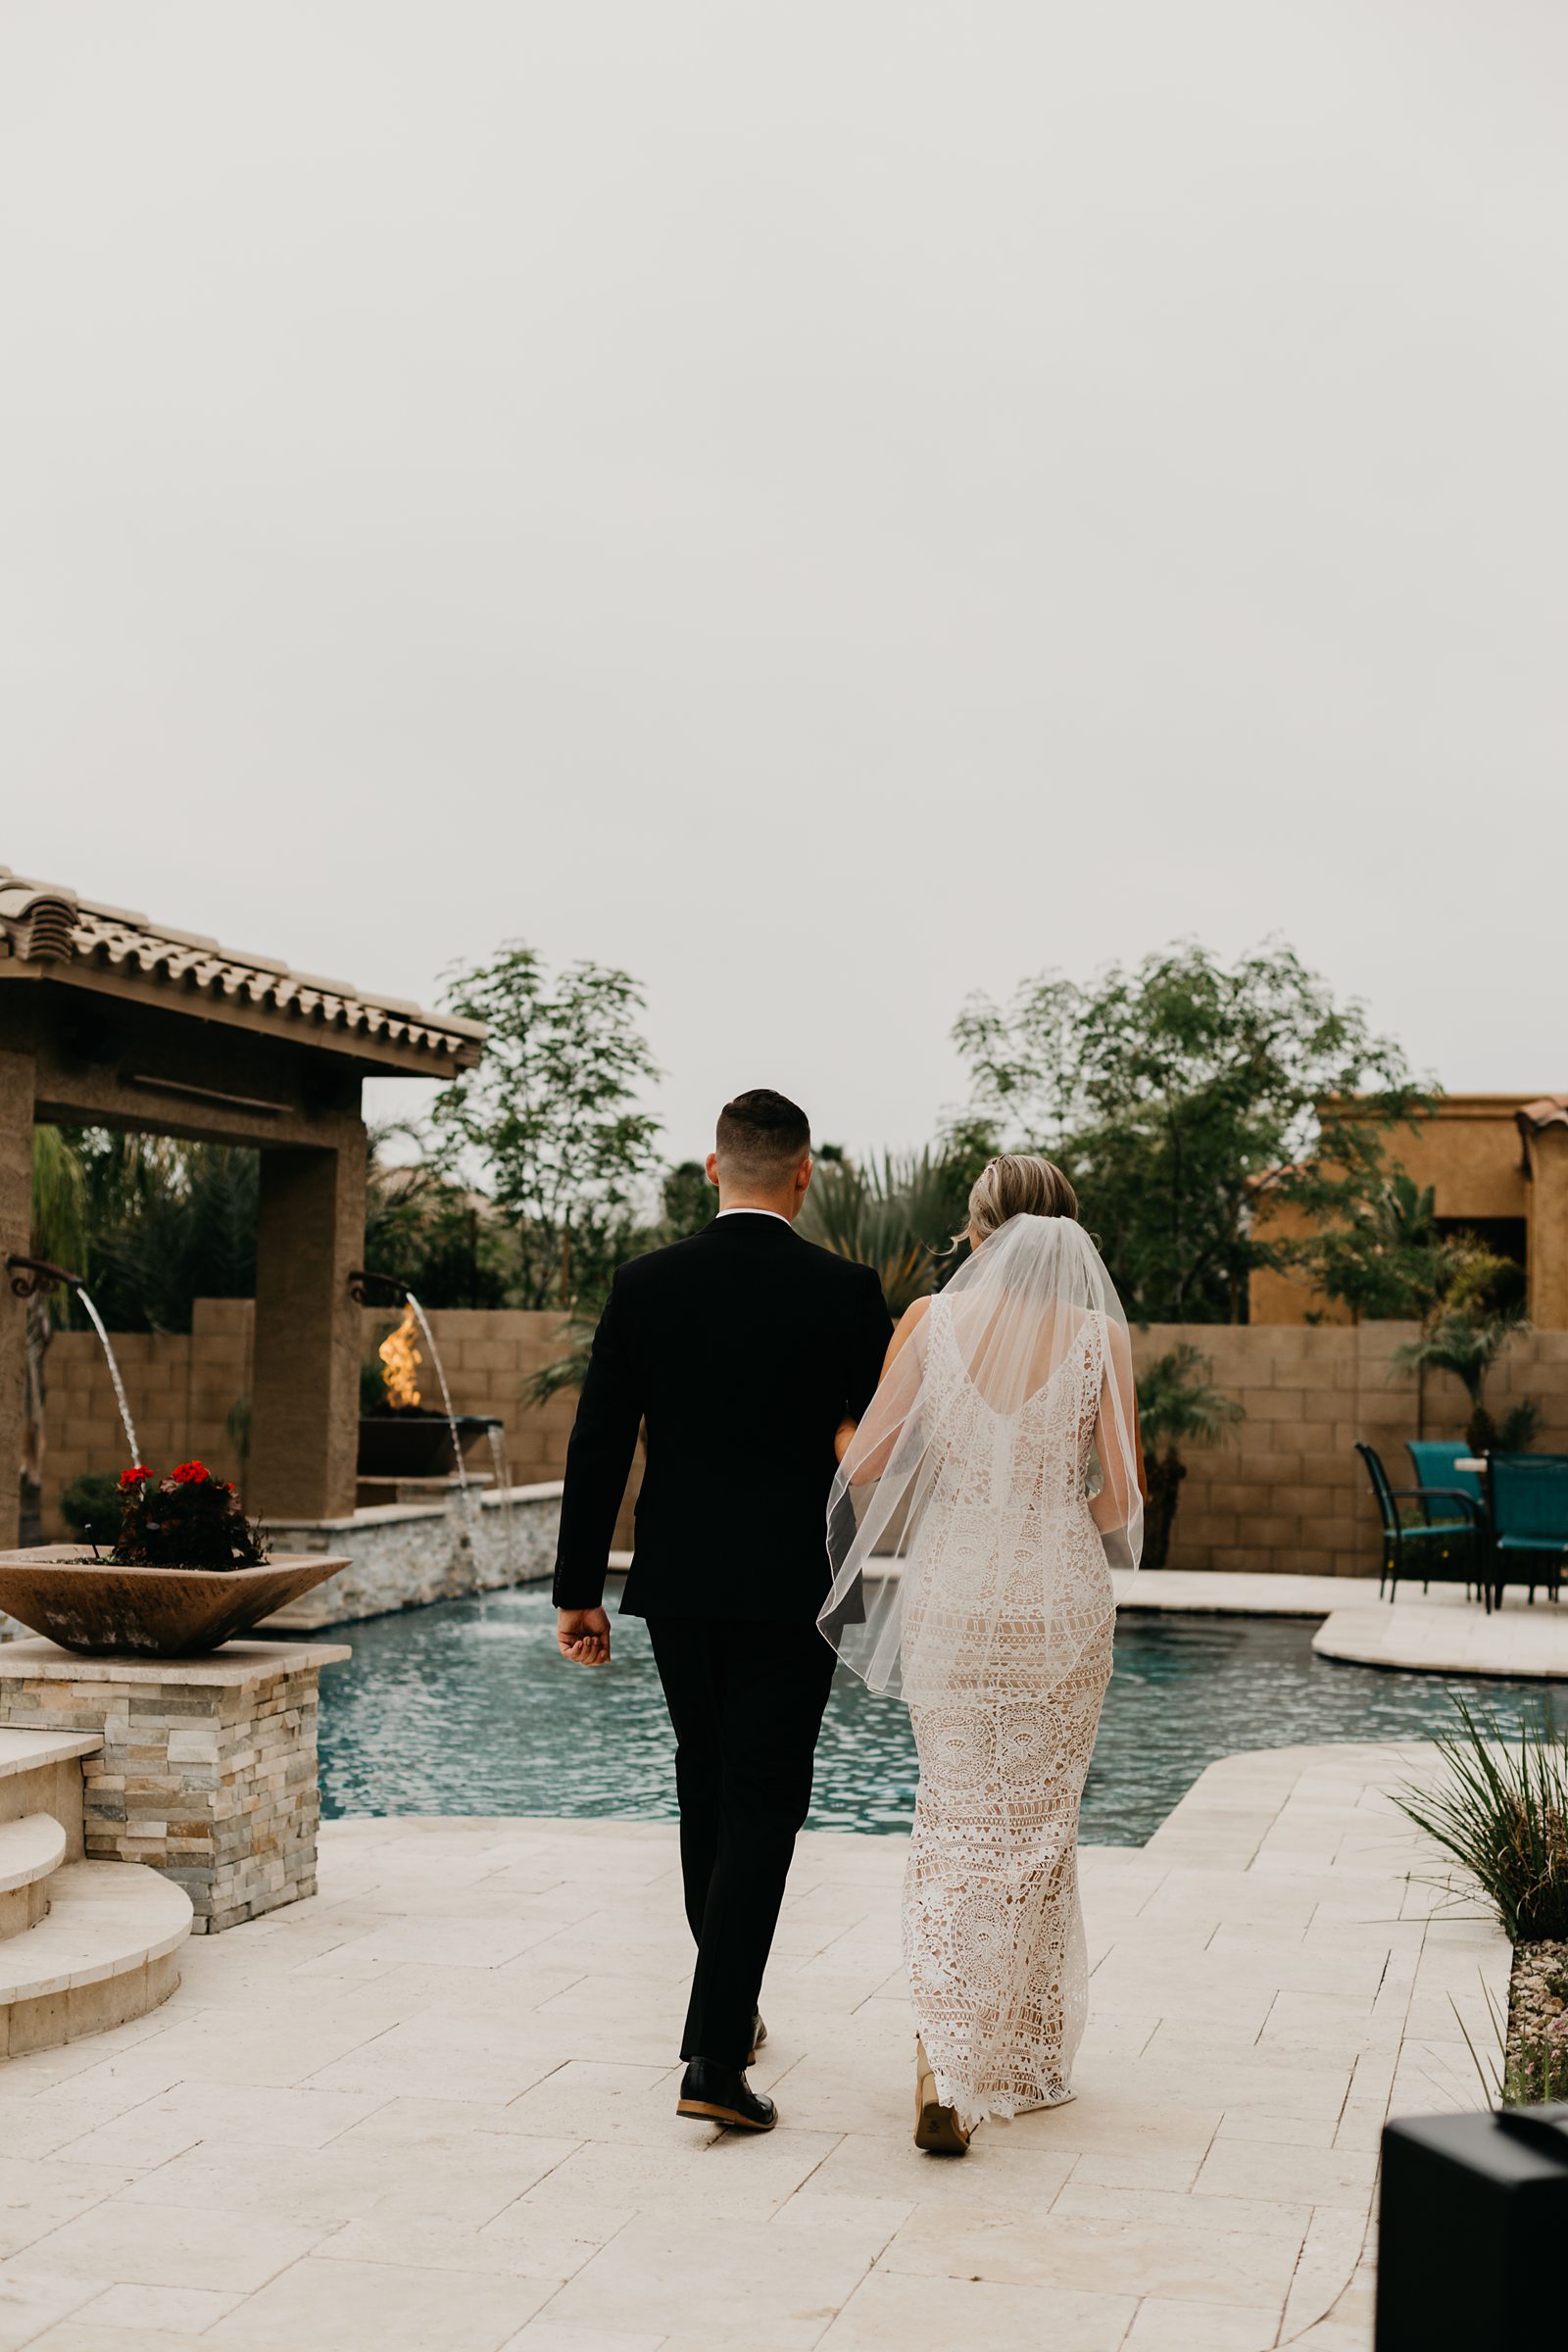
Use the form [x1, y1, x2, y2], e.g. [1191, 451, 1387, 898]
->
[645, 1614, 837, 2071]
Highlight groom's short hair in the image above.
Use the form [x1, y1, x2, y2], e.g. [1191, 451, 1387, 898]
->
[714, 1089, 811, 1185]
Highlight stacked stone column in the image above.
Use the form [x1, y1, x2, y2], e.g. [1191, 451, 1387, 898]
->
[0, 1639, 349, 1932]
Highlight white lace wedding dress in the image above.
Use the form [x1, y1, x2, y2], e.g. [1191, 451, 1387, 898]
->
[899, 1297, 1115, 2131]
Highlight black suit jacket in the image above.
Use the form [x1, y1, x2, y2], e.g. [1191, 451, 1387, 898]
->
[552, 1213, 893, 1623]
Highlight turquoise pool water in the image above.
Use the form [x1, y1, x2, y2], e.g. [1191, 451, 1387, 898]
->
[312, 1584, 1560, 1846]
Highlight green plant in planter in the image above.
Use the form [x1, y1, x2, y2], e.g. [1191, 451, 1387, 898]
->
[1134, 1345, 1245, 1571]
[57, 1469, 123, 1545]
[110, 1461, 269, 1571]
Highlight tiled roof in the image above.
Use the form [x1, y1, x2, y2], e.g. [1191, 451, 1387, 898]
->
[1517, 1097, 1568, 1132]
[0, 865, 485, 1069]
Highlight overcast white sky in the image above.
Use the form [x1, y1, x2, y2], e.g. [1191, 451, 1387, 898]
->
[3, 2, 1564, 1162]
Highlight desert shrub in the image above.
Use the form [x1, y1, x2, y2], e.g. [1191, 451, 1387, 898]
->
[1396, 1698, 1568, 1943]
[57, 1470, 122, 1544]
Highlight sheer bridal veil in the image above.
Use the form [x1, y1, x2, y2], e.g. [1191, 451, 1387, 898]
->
[817, 1213, 1143, 1700]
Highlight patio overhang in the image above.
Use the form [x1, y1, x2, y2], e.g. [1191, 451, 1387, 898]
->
[0, 865, 483, 1105]
[0, 861, 488, 1544]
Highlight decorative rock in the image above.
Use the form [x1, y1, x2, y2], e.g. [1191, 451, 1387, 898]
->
[0, 1638, 350, 1933]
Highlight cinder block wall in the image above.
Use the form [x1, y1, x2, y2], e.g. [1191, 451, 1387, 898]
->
[32, 1304, 1568, 1575]
[1132, 1323, 1568, 1576]
[32, 1300, 609, 1544]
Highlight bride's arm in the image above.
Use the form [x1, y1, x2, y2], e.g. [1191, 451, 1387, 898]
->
[1088, 1317, 1147, 1531]
[836, 1297, 931, 1480]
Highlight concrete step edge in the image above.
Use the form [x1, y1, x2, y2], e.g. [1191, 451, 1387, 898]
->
[0, 1860, 192, 2005]
[0, 1727, 102, 1782]
[0, 1811, 67, 1899]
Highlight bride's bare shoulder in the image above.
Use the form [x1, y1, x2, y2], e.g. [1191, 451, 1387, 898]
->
[881, 1294, 934, 1374]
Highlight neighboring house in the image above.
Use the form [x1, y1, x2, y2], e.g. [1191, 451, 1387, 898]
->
[1250, 1094, 1568, 1327]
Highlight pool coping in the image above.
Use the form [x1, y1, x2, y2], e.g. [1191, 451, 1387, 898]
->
[1111, 1568, 1568, 1682]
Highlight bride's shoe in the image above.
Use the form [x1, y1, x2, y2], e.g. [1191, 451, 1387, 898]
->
[912, 2036, 970, 2155]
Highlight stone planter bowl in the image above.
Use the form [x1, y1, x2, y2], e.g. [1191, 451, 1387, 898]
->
[0, 1547, 350, 1658]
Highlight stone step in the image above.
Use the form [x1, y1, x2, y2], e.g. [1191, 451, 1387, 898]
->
[0, 1858, 191, 2061]
[0, 1813, 67, 1940]
[0, 1728, 102, 1863]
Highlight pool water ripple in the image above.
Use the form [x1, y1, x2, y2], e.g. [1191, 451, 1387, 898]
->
[311, 1585, 1559, 1846]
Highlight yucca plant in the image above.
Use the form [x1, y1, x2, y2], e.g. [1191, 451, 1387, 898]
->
[1395, 1698, 1568, 1944]
[1134, 1344, 1246, 1571]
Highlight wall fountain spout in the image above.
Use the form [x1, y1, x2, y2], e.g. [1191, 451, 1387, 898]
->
[7, 1253, 84, 1298]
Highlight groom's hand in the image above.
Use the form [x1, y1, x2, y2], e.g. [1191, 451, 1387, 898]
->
[557, 1606, 612, 1666]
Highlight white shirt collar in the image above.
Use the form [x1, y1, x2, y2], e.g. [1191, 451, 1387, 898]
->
[715, 1207, 793, 1226]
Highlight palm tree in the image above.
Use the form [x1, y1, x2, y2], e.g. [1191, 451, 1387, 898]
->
[1392, 1251, 1533, 1453]
[1135, 1344, 1246, 1570]
[799, 1147, 971, 1315]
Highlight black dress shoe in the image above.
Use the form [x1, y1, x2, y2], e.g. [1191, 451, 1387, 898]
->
[677, 2058, 777, 2132]
[749, 2012, 766, 2064]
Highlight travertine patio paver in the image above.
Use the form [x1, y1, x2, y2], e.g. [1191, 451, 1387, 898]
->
[0, 1740, 1505, 2351]
[1110, 1566, 1568, 1678]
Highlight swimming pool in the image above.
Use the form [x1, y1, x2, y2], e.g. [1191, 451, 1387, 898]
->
[310, 1583, 1560, 1846]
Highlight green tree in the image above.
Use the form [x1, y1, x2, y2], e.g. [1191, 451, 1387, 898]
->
[953, 943, 1426, 1323]
[1135, 1344, 1247, 1571]
[75, 1135, 258, 1334]
[434, 944, 662, 1310]
[1285, 1171, 1452, 1325]
[363, 1122, 512, 1309]
[658, 1159, 717, 1244]
[523, 1157, 718, 1404]
[1391, 1252, 1536, 1454]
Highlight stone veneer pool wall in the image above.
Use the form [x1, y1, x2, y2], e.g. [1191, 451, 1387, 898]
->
[258, 1482, 562, 1630]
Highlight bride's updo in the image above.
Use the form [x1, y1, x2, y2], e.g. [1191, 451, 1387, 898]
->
[963, 1152, 1078, 1242]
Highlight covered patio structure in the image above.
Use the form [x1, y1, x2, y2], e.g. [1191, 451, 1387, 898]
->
[0, 861, 484, 1549]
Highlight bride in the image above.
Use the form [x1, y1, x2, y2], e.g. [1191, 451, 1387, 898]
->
[819, 1154, 1144, 2154]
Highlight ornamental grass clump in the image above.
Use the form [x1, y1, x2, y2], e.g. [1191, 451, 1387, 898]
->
[109, 1461, 269, 1572]
[1395, 1697, 1568, 1944]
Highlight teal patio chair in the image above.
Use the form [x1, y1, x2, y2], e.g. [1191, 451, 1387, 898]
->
[1405, 1441, 1486, 1512]
[1355, 1441, 1488, 1607]
[1486, 1454, 1568, 1605]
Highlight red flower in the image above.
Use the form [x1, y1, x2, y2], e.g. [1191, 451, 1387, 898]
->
[119, 1465, 152, 1490]
[172, 1460, 211, 1486]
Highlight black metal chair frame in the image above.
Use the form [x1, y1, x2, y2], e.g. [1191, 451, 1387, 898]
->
[1355, 1441, 1490, 1611]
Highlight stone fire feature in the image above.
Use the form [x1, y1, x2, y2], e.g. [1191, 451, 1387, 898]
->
[0, 1637, 348, 1933]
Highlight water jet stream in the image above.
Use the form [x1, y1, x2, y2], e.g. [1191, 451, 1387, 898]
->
[74, 1289, 141, 1467]
[402, 1290, 468, 1503]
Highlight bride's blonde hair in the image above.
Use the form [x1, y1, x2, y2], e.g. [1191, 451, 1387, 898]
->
[961, 1152, 1078, 1245]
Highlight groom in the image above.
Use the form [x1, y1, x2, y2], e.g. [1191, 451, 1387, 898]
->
[553, 1089, 892, 2131]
